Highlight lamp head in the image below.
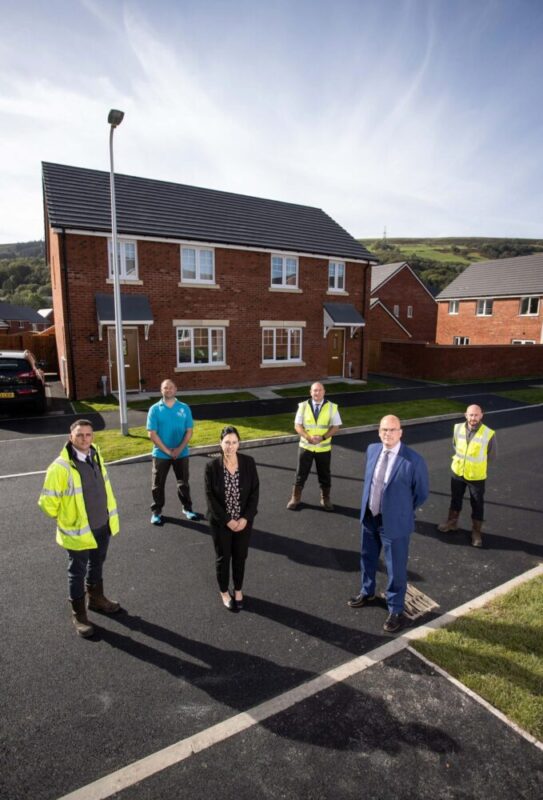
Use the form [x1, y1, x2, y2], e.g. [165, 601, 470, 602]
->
[108, 109, 124, 127]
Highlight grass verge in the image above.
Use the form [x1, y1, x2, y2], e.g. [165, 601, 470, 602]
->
[494, 388, 543, 404]
[94, 397, 464, 461]
[412, 576, 543, 740]
[74, 391, 258, 413]
[274, 380, 392, 397]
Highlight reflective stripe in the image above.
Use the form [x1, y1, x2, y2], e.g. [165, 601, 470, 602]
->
[40, 488, 63, 498]
[58, 523, 92, 537]
[109, 508, 119, 519]
[40, 486, 82, 498]
[454, 425, 491, 463]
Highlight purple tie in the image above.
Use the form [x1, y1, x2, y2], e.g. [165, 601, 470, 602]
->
[369, 450, 390, 516]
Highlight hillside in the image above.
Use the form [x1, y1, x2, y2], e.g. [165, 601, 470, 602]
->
[0, 240, 49, 309]
[359, 237, 543, 293]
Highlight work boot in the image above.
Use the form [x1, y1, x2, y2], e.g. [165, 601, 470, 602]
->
[471, 519, 483, 548]
[320, 488, 334, 512]
[286, 486, 302, 510]
[70, 596, 94, 638]
[437, 509, 460, 533]
[87, 580, 121, 614]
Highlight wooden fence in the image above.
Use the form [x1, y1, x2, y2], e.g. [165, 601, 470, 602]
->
[0, 329, 58, 373]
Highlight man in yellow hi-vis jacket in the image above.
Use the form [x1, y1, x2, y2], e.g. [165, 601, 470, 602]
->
[286, 382, 342, 512]
[38, 419, 121, 637]
[437, 404, 496, 547]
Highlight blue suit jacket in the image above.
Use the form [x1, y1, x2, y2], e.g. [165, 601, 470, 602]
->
[361, 442, 429, 539]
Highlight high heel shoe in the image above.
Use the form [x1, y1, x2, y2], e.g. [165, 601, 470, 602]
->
[220, 593, 235, 611]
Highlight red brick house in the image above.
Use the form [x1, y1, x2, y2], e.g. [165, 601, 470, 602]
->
[0, 302, 49, 334]
[369, 262, 437, 343]
[436, 254, 543, 345]
[42, 163, 376, 399]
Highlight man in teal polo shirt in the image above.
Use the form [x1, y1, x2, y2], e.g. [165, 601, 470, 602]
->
[146, 379, 199, 525]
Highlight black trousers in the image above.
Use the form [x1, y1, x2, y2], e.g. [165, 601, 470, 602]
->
[210, 522, 252, 592]
[151, 456, 193, 513]
[450, 475, 486, 521]
[294, 448, 331, 489]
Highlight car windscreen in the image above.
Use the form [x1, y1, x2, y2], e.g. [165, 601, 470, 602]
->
[0, 358, 30, 373]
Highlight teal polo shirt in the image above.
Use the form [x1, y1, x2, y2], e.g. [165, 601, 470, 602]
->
[146, 398, 193, 459]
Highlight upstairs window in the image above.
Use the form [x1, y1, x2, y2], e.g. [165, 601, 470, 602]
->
[476, 299, 493, 316]
[453, 336, 470, 345]
[448, 300, 459, 315]
[181, 247, 215, 284]
[271, 254, 298, 288]
[407, 305, 413, 318]
[519, 296, 539, 316]
[328, 261, 345, 291]
[108, 239, 138, 280]
[393, 304, 400, 317]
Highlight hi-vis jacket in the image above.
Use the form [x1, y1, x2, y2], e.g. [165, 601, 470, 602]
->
[451, 422, 495, 481]
[38, 443, 120, 551]
[298, 400, 338, 453]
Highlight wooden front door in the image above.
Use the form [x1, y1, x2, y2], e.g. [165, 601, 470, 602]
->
[327, 328, 344, 376]
[108, 327, 140, 392]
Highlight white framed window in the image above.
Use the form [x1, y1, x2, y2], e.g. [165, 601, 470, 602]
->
[448, 300, 459, 315]
[407, 305, 413, 318]
[453, 336, 470, 345]
[262, 327, 302, 363]
[519, 296, 540, 316]
[271, 254, 298, 288]
[181, 246, 215, 284]
[176, 326, 225, 366]
[328, 261, 345, 291]
[476, 299, 493, 316]
[108, 239, 138, 280]
[512, 339, 536, 345]
[393, 304, 400, 317]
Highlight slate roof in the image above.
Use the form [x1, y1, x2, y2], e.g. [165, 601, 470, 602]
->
[437, 254, 543, 300]
[323, 302, 365, 325]
[95, 293, 153, 323]
[371, 262, 406, 292]
[42, 162, 375, 262]
[0, 302, 45, 323]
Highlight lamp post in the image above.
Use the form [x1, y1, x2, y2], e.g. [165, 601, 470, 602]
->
[108, 108, 129, 436]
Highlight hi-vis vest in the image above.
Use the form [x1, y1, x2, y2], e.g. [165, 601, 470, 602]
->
[451, 423, 494, 481]
[38, 444, 120, 551]
[298, 400, 338, 453]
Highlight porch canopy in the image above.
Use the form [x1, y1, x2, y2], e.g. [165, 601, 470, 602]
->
[323, 302, 365, 337]
[95, 293, 154, 341]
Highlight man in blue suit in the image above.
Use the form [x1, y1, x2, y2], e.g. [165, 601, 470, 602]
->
[348, 415, 429, 633]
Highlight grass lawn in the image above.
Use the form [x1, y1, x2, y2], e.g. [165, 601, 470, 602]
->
[412, 576, 543, 740]
[73, 391, 258, 413]
[94, 397, 464, 461]
[274, 380, 391, 397]
[494, 388, 543, 404]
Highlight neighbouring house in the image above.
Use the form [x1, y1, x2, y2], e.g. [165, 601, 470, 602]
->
[370, 262, 437, 342]
[37, 308, 54, 324]
[436, 253, 543, 345]
[42, 162, 377, 399]
[0, 301, 49, 334]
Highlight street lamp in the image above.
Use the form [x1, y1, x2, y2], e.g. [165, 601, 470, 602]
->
[108, 108, 129, 436]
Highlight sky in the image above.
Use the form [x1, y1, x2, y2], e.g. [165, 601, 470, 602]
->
[0, 0, 542, 243]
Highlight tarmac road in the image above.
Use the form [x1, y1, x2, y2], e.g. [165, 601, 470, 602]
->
[1, 403, 542, 799]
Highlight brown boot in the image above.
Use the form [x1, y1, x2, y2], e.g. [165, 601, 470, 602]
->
[87, 580, 121, 614]
[286, 486, 302, 510]
[437, 509, 460, 533]
[70, 596, 94, 638]
[320, 487, 334, 512]
[471, 519, 483, 547]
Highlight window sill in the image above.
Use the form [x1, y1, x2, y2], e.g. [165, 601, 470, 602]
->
[326, 289, 349, 296]
[178, 281, 220, 290]
[106, 278, 143, 285]
[260, 361, 306, 368]
[174, 364, 230, 372]
[269, 286, 302, 293]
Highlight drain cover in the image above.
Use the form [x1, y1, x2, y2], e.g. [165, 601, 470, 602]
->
[403, 583, 439, 620]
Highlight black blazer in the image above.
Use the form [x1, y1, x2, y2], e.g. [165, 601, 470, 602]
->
[204, 452, 260, 527]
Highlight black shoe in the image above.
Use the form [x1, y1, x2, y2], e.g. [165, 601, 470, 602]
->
[234, 596, 244, 611]
[383, 612, 406, 633]
[347, 593, 376, 608]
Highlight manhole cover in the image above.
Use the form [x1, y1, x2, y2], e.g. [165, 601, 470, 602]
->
[379, 583, 439, 620]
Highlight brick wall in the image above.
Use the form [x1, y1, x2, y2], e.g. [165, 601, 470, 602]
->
[373, 267, 437, 341]
[436, 298, 543, 344]
[368, 304, 411, 342]
[377, 340, 543, 380]
[53, 232, 370, 398]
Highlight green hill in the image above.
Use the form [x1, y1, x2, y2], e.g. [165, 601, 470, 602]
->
[360, 237, 543, 293]
[0, 240, 49, 309]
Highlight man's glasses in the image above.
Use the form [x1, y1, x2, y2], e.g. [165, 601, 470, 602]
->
[379, 428, 399, 433]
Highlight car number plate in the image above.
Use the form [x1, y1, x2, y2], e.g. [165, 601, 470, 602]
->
[0, 392, 15, 398]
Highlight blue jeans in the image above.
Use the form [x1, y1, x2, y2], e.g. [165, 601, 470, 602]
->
[66, 524, 111, 600]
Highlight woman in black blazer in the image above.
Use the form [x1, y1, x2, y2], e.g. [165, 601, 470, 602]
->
[204, 426, 259, 611]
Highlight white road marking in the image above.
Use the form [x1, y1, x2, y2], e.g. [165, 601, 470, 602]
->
[56, 563, 543, 800]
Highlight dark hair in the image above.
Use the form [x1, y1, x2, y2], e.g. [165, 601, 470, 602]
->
[220, 425, 240, 441]
[70, 418, 94, 432]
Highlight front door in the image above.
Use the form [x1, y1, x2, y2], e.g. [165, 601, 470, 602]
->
[327, 328, 344, 376]
[108, 327, 140, 392]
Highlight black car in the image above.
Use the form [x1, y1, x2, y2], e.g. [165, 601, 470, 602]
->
[0, 349, 47, 413]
